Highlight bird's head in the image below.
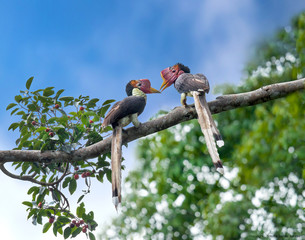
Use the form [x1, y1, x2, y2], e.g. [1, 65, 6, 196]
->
[160, 63, 190, 92]
[126, 79, 160, 96]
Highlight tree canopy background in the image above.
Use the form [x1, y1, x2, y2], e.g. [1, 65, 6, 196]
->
[101, 12, 305, 240]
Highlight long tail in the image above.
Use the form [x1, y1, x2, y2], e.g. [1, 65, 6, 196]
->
[200, 94, 224, 148]
[192, 91, 224, 174]
[111, 125, 122, 210]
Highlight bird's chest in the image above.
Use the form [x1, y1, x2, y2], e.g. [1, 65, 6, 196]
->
[174, 80, 193, 96]
[118, 115, 133, 127]
[174, 73, 209, 94]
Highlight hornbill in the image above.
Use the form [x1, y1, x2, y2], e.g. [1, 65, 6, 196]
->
[160, 63, 224, 174]
[102, 79, 160, 209]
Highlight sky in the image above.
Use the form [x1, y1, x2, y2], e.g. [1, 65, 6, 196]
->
[0, 1, 304, 240]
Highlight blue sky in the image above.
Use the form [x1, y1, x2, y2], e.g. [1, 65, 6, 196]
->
[0, 1, 304, 239]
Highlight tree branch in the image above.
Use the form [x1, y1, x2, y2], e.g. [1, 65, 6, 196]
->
[0, 162, 69, 186]
[0, 78, 304, 164]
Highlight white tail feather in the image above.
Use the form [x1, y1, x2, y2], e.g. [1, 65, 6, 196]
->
[112, 197, 121, 211]
[111, 125, 122, 209]
[192, 92, 224, 174]
[217, 140, 224, 148]
[216, 167, 224, 175]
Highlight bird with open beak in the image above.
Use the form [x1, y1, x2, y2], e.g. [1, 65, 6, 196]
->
[160, 63, 224, 174]
[102, 79, 160, 210]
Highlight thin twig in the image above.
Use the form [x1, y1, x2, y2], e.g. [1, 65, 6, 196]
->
[0, 162, 69, 186]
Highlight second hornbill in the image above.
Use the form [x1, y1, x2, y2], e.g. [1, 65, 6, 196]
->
[160, 63, 224, 174]
[102, 79, 159, 209]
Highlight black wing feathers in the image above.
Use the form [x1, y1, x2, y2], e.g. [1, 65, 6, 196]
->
[103, 96, 146, 127]
[175, 73, 210, 94]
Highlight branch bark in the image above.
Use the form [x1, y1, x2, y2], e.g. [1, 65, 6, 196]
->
[0, 78, 304, 164]
[0, 162, 69, 186]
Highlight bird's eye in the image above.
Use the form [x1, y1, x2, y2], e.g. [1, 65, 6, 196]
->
[172, 69, 176, 72]
[138, 83, 142, 87]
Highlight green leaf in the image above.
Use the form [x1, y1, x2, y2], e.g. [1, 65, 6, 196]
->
[43, 87, 55, 97]
[88, 220, 98, 231]
[43, 222, 52, 233]
[99, 104, 111, 118]
[15, 95, 22, 103]
[88, 211, 94, 220]
[102, 99, 115, 106]
[64, 227, 71, 239]
[89, 232, 96, 240]
[59, 96, 74, 102]
[8, 122, 19, 131]
[19, 132, 31, 146]
[10, 108, 19, 115]
[105, 168, 112, 183]
[33, 140, 43, 150]
[48, 117, 58, 124]
[77, 195, 85, 203]
[35, 126, 47, 132]
[63, 177, 71, 188]
[40, 142, 49, 151]
[76, 202, 85, 218]
[37, 213, 43, 224]
[81, 115, 89, 125]
[32, 89, 44, 94]
[87, 98, 100, 108]
[28, 186, 40, 195]
[26, 77, 34, 90]
[55, 89, 65, 99]
[69, 178, 77, 195]
[22, 201, 33, 207]
[71, 227, 82, 238]
[6, 103, 17, 110]
[27, 208, 38, 220]
[57, 216, 70, 224]
[16, 110, 26, 116]
[96, 171, 104, 183]
[27, 103, 38, 111]
[58, 227, 63, 235]
[38, 95, 52, 103]
[53, 221, 59, 236]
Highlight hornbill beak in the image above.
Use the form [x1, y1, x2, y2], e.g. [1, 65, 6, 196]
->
[159, 66, 178, 92]
[137, 79, 160, 94]
[147, 87, 160, 93]
[160, 73, 170, 92]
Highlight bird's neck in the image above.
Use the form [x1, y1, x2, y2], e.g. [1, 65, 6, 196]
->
[132, 88, 147, 101]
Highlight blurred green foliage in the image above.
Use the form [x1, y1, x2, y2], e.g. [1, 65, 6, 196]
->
[101, 12, 305, 239]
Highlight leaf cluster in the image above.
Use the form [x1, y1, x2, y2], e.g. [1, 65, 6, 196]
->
[6, 78, 116, 239]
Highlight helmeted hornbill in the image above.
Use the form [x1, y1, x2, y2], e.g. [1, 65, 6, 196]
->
[160, 63, 224, 174]
[102, 79, 160, 209]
